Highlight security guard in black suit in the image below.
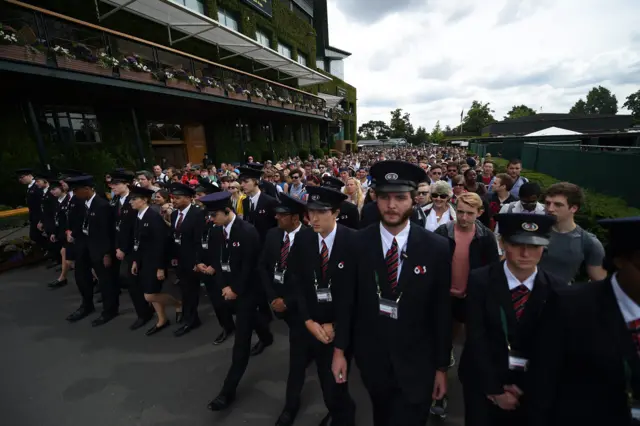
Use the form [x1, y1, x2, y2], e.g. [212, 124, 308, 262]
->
[64, 175, 118, 326]
[359, 186, 428, 229]
[290, 186, 357, 426]
[333, 160, 452, 426]
[63, 171, 87, 266]
[321, 176, 360, 230]
[47, 176, 71, 289]
[37, 172, 59, 263]
[245, 162, 279, 199]
[16, 168, 45, 246]
[169, 182, 204, 337]
[195, 183, 236, 345]
[110, 171, 154, 330]
[258, 193, 308, 426]
[459, 213, 563, 426]
[202, 192, 274, 412]
[239, 165, 277, 355]
[529, 217, 640, 426]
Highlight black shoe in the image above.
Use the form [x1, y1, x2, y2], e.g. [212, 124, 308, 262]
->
[430, 395, 448, 420]
[129, 316, 153, 331]
[207, 393, 235, 411]
[250, 339, 273, 356]
[318, 413, 331, 426]
[173, 319, 201, 337]
[66, 306, 95, 322]
[213, 329, 234, 345]
[145, 321, 171, 336]
[47, 279, 68, 289]
[91, 313, 118, 327]
[175, 311, 184, 324]
[275, 407, 299, 426]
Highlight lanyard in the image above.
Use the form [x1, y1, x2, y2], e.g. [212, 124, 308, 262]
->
[314, 271, 331, 290]
[500, 307, 512, 351]
[374, 270, 402, 303]
[625, 359, 635, 407]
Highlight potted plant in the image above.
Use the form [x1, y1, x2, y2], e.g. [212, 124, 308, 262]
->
[264, 84, 280, 107]
[0, 236, 44, 273]
[118, 54, 157, 84]
[97, 52, 119, 71]
[226, 82, 248, 101]
[281, 96, 295, 110]
[165, 68, 197, 91]
[0, 24, 47, 65]
[55, 43, 113, 76]
[152, 69, 175, 84]
[251, 87, 267, 105]
[202, 77, 224, 96]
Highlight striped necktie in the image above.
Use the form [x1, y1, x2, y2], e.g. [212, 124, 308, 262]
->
[320, 240, 329, 281]
[511, 284, 530, 320]
[628, 319, 640, 356]
[386, 238, 399, 293]
[281, 234, 290, 269]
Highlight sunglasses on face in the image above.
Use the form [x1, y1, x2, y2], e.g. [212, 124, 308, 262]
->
[454, 183, 465, 187]
[432, 193, 449, 199]
[417, 191, 429, 196]
[292, 176, 300, 179]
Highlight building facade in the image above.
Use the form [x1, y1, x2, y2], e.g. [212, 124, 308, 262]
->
[0, 0, 357, 205]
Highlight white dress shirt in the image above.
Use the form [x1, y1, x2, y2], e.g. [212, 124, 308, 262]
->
[27, 181, 35, 190]
[380, 221, 410, 278]
[137, 206, 149, 220]
[119, 193, 129, 206]
[174, 203, 191, 227]
[285, 223, 303, 246]
[504, 261, 537, 291]
[249, 190, 261, 211]
[611, 273, 640, 323]
[223, 213, 237, 239]
[85, 193, 97, 210]
[318, 224, 337, 257]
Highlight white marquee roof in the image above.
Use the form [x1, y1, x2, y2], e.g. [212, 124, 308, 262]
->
[99, 0, 331, 87]
[525, 126, 583, 136]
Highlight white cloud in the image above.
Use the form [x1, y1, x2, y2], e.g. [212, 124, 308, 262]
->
[326, 0, 640, 131]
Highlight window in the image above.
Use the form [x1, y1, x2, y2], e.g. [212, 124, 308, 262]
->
[256, 30, 270, 48]
[43, 108, 101, 144]
[316, 58, 325, 71]
[217, 8, 238, 31]
[173, 0, 205, 14]
[297, 54, 307, 66]
[278, 42, 292, 59]
[330, 59, 345, 80]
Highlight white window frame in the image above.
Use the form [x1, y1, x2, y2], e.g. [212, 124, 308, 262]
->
[278, 42, 292, 59]
[217, 8, 238, 31]
[256, 30, 270, 48]
[297, 54, 307, 66]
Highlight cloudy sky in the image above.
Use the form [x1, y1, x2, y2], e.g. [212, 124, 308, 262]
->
[326, 0, 640, 131]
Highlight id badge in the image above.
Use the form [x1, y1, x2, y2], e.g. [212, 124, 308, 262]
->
[221, 262, 231, 272]
[133, 243, 139, 252]
[508, 351, 529, 372]
[201, 243, 209, 249]
[82, 227, 89, 235]
[115, 223, 121, 232]
[174, 236, 181, 245]
[631, 404, 640, 420]
[379, 298, 399, 319]
[316, 287, 332, 303]
[274, 268, 285, 284]
[55, 219, 59, 227]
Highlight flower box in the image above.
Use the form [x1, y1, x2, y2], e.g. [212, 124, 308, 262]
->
[267, 99, 282, 108]
[57, 57, 113, 76]
[118, 69, 159, 85]
[228, 91, 248, 101]
[0, 45, 47, 65]
[251, 97, 267, 105]
[203, 86, 225, 97]
[284, 103, 295, 110]
[167, 79, 197, 91]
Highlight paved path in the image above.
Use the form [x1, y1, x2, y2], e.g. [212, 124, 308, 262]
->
[0, 264, 465, 426]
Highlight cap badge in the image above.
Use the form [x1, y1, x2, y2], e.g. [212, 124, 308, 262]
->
[311, 194, 320, 201]
[522, 222, 539, 232]
[385, 172, 399, 181]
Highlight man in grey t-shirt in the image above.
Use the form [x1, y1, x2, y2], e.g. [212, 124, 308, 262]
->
[540, 182, 607, 283]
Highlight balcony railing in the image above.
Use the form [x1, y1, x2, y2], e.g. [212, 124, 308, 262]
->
[0, 0, 329, 116]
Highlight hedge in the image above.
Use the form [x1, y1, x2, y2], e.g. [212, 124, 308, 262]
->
[493, 158, 640, 243]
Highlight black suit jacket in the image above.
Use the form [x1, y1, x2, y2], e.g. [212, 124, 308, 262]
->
[528, 278, 640, 426]
[66, 193, 85, 240]
[26, 183, 43, 225]
[260, 180, 278, 199]
[288, 224, 356, 326]
[131, 208, 167, 278]
[459, 261, 566, 396]
[54, 194, 70, 241]
[73, 194, 115, 259]
[210, 216, 261, 298]
[112, 195, 137, 255]
[337, 200, 360, 230]
[259, 225, 307, 315]
[41, 190, 58, 236]
[338, 222, 452, 404]
[242, 192, 278, 243]
[170, 204, 205, 273]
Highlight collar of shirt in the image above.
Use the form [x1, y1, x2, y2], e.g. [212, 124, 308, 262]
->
[174, 203, 191, 227]
[58, 194, 67, 203]
[380, 221, 410, 258]
[137, 206, 149, 220]
[503, 261, 537, 291]
[28, 181, 35, 189]
[285, 223, 303, 246]
[611, 273, 640, 323]
[85, 193, 97, 209]
[119, 193, 129, 205]
[42, 186, 49, 194]
[317, 223, 338, 257]
[224, 214, 237, 239]
[249, 190, 261, 208]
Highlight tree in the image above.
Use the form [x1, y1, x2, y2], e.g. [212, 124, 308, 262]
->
[505, 104, 537, 120]
[357, 120, 391, 139]
[409, 126, 428, 145]
[623, 90, 640, 120]
[462, 100, 497, 134]
[430, 120, 445, 145]
[570, 86, 618, 115]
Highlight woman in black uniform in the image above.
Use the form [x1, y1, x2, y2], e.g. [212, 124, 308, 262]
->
[129, 186, 181, 336]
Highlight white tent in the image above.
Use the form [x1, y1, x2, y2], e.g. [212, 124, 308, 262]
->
[525, 127, 582, 136]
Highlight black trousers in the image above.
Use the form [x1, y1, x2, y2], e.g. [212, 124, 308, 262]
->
[463, 382, 528, 426]
[74, 248, 95, 310]
[221, 292, 274, 395]
[177, 267, 200, 325]
[116, 256, 152, 320]
[283, 314, 313, 412]
[202, 275, 235, 332]
[366, 383, 430, 426]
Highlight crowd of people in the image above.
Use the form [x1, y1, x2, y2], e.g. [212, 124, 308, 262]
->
[14, 145, 640, 426]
